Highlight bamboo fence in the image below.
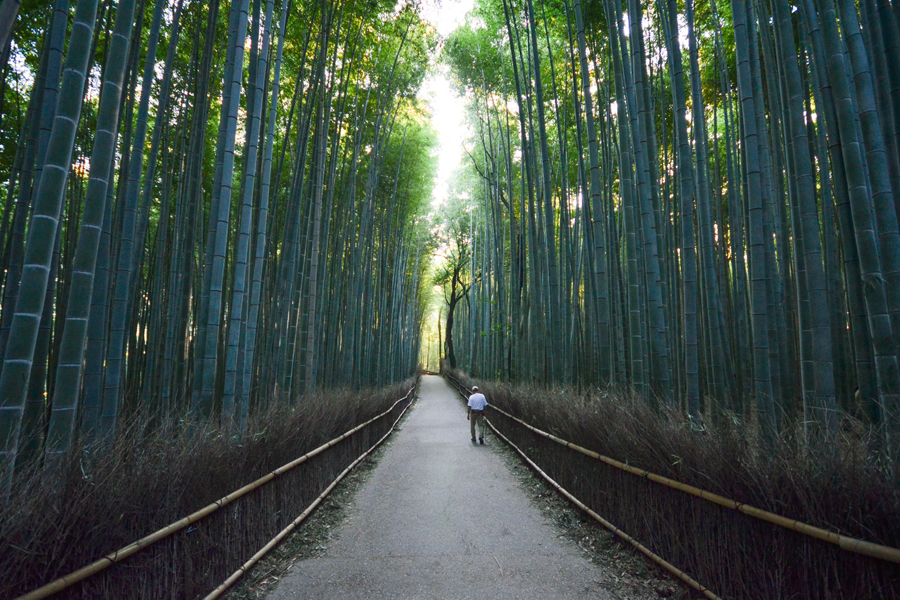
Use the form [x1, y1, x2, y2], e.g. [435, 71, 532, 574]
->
[443, 372, 900, 599]
[13, 384, 417, 600]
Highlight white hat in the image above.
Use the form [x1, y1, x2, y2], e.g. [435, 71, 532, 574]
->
[472, 386, 479, 391]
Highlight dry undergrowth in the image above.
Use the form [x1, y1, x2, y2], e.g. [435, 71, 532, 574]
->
[0, 381, 415, 599]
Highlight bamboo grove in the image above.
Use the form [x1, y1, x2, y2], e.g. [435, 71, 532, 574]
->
[442, 0, 900, 466]
[0, 0, 437, 494]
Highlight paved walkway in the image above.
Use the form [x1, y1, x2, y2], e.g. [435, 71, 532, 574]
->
[266, 375, 612, 600]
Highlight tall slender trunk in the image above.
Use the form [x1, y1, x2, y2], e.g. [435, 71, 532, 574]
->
[0, 0, 98, 497]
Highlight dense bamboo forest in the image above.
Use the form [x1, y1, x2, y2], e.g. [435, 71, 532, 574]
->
[2, 0, 900, 596]
[2, 0, 900, 498]
[0, 0, 437, 496]
[441, 0, 900, 471]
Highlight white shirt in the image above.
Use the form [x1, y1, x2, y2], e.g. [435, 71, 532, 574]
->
[468, 392, 487, 411]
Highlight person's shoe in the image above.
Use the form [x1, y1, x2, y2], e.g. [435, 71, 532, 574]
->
[479, 438, 484, 445]
[471, 437, 476, 443]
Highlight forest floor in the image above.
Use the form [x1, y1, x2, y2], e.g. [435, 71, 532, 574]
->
[226, 375, 698, 600]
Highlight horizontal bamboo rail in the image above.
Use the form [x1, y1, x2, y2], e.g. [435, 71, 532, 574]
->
[485, 416, 722, 600]
[203, 390, 416, 600]
[442, 372, 720, 598]
[442, 372, 900, 565]
[15, 385, 417, 600]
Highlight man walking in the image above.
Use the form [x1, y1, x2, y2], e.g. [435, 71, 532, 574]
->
[467, 385, 488, 444]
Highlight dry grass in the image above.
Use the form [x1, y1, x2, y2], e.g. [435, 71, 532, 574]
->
[446, 368, 900, 600]
[0, 378, 415, 599]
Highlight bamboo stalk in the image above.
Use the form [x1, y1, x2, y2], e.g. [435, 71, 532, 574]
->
[14, 385, 416, 600]
[443, 373, 900, 565]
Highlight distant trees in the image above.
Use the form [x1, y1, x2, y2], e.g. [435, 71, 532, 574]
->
[434, 206, 472, 369]
[0, 0, 437, 495]
[443, 0, 900, 467]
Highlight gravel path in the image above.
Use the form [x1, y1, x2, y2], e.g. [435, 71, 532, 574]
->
[265, 375, 613, 600]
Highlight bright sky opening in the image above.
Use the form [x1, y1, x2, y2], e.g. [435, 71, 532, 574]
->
[420, 0, 476, 209]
